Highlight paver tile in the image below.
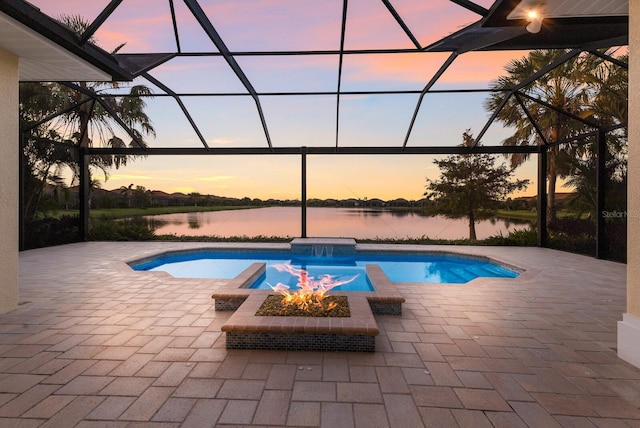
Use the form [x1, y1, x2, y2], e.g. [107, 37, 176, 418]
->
[214, 356, 250, 379]
[410, 385, 464, 408]
[354, 403, 389, 428]
[509, 401, 563, 428]
[553, 415, 599, 427]
[375, 366, 410, 393]
[118, 386, 173, 421]
[253, 389, 291, 426]
[188, 362, 221, 379]
[423, 362, 463, 387]
[287, 401, 320, 427]
[153, 348, 196, 362]
[218, 399, 258, 425]
[153, 362, 194, 387]
[40, 396, 104, 428]
[455, 370, 492, 389]
[337, 382, 383, 403]
[22, 395, 76, 419]
[265, 364, 298, 390]
[383, 393, 424, 428]
[323, 359, 350, 382]
[181, 399, 226, 428]
[0, 374, 46, 393]
[293, 381, 336, 402]
[241, 362, 272, 380]
[321, 402, 354, 428]
[402, 367, 434, 386]
[0, 384, 60, 417]
[99, 376, 154, 396]
[349, 366, 378, 383]
[485, 411, 529, 427]
[587, 395, 640, 419]
[56, 375, 114, 395]
[173, 378, 223, 398]
[108, 353, 155, 377]
[514, 367, 585, 394]
[485, 372, 534, 401]
[454, 387, 512, 411]
[451, 408, 494, 427]
[42, 360, 96, 385]
[87, 396, 137, 420]
[217, 379, 265, 400]
[152, 397, 196, 422]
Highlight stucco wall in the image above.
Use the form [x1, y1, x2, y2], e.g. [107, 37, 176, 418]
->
[629, 1, 640, 318]
[0, 48, 19, 314]
[618, 1, 640, 368]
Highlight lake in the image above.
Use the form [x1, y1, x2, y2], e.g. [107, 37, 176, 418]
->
[143, 207, 531, 240]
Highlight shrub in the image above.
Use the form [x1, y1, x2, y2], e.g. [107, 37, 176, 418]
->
[89, 217, 156, 241]
[547, 218, 596, 257]
[24, 215, 80, 249]
[482, 228, 538, 246]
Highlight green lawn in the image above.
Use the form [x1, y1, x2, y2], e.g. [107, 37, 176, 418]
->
[53, 205, 258, 219]
[495, 209, 583, 221]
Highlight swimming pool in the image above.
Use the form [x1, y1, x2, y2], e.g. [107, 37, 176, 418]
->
[131, 250, 520, 291]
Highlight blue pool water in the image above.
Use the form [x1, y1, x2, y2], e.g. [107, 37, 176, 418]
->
[131, 250, 520, 291]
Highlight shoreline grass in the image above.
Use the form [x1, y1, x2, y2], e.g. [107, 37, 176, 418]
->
[50, 205, 258, 220]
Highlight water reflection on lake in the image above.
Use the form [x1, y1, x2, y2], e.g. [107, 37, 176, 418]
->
[143, 207, 531, 240]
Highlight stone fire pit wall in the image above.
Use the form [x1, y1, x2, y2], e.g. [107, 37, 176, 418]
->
[222, 293, 378, 352]
[211, 261, 404, 352]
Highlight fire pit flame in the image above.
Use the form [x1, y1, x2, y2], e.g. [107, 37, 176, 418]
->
[267, 263, 358, 311]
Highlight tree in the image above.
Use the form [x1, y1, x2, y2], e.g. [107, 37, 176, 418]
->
[19, 127, 76, 221]
[19, 15, 155, 218]
[563, 52, 628, 220]
[119, 184, 135, 208]
[484, 49, 605, 223]
[133, 186, 151, 208]
[188, 192, 203, 207]
[588, 52, 628, 129]
[425, 131, 529, 240]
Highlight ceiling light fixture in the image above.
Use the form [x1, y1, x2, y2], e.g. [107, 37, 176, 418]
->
[526, 9, 543, 33]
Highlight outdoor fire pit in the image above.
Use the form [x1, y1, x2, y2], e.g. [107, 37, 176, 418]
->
[221, 263, 379, 351]
[212, 254, 405, 352]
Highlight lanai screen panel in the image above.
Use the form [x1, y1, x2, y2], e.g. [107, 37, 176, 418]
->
[19, 0, 628, 153]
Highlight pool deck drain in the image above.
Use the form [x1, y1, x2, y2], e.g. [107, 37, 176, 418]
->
[211, 262, 405, 351]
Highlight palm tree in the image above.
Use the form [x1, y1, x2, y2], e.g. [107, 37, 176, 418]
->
[119, 184, 135, 208]
[588, 52, 628, 129]
[564, 51, 628, 219]
[29, 15, 155, 179]
[484, 49, 603, 222]
[19, 15, 156, 220]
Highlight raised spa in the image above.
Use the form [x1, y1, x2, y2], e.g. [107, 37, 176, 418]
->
[130, 249, 519, 290]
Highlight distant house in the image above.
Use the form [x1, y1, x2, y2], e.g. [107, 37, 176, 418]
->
[365, 198, 385, 207]
[388, 198, 409, 207]
[514, 192, 575, 210]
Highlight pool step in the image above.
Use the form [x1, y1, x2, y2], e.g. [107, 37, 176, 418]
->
[449, 268, 475, 283]
[449, 265, 516, 283]
[290, 238, 357, 256]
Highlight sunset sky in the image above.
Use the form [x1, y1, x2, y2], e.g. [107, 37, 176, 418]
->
[28, 0, 542, 200]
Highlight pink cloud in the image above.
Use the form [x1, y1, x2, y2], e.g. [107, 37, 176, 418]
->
[340, 50, 529, 89]
[200, 0, 344, 51]
[27, 2, 525, 90]
[438, 51, 531, 85]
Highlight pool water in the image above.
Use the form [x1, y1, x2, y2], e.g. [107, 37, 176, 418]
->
[131, 250, 519, 291]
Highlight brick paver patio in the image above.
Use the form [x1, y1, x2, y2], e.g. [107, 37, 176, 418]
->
[2, 241, 639, 427]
